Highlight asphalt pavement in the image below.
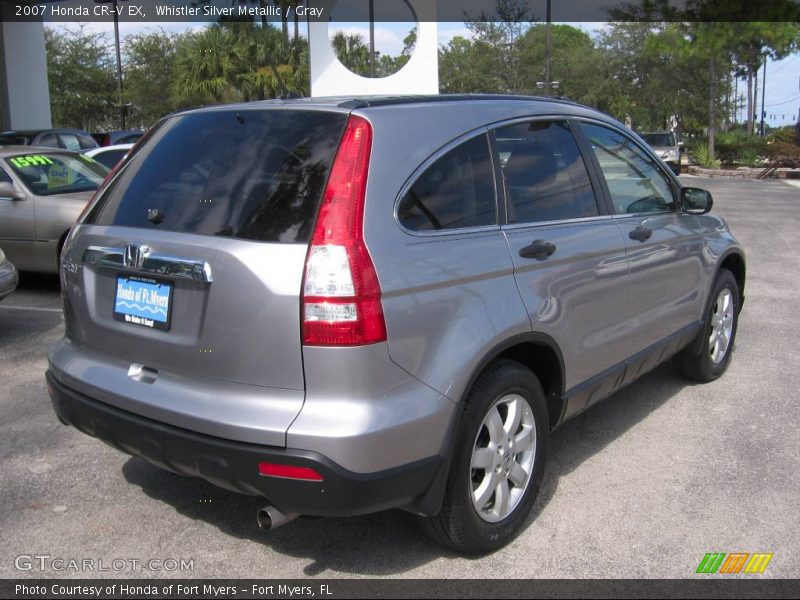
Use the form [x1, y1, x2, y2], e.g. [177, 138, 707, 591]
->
[1, 177, 798, 579]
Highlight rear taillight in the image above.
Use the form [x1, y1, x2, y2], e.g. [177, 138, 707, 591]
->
[301, 115, 386, 346]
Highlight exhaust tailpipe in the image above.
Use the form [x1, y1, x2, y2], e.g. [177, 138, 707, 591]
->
[256, 506, 300, 531]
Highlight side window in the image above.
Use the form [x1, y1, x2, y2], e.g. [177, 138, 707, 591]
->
[398, 134, 496, 232]
[77, 135, 97, 150]
[495, 121, 599, 224]
[58, 134, 81, 151]
[0, 167, 13, 184]
[581, 123, 675, 215]
[93, 150, 125, 170]
[38, 133, 60, 148]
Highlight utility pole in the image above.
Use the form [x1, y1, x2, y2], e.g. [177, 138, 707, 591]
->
[369, 0, 376, 78]
[544, 0, 552, 96]
[760, 55, 767, 137]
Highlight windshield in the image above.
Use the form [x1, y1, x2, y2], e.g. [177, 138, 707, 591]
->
[6, 153, 108, 196]
[641, 133, 676, 147]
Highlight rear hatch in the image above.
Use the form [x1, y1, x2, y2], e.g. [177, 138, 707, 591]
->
[56, 108, 348, 444]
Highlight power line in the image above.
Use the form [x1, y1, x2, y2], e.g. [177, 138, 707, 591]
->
[765, 95, 800, 107]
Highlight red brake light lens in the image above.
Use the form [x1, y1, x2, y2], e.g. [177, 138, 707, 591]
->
[301, 115, 386, 347]
[258, 462, 324, 482]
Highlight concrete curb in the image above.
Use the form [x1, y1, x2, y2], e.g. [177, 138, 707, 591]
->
[687, 166, 800, 179]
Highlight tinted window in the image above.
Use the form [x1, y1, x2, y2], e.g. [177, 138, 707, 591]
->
[92, 149, 126, 170]
[0, 134, 32, 145]
[117, 133, 143, 144]
[59, 134, 81, 151]
[90, 110, 347, 244]
[496, 121, 598, 223]
[7, 153, 107, 196]
[78, 135, 98, 150]
[582, 123, 675, 215]
[398, 134, 496, 231]
[38, 133, 60, 148]
[0, 167, 12, 184]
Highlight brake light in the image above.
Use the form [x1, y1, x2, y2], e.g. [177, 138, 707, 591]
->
[301, 115, 386, 346]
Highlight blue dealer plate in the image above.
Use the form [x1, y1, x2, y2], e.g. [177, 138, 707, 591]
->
[113, 275, 173, 331]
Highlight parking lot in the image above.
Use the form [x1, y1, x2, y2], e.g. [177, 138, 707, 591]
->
[1, 176, 798, 579]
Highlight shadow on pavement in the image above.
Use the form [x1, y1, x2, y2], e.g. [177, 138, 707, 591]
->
[16, 271, 61, 291]
[122, 361, 691, 576]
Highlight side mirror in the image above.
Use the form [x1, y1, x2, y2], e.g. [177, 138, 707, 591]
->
[0, 182, 22, 201]
[682, 187, 713, 215]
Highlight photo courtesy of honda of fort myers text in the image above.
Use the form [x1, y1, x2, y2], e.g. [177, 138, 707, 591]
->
[1, 0, 800, 598]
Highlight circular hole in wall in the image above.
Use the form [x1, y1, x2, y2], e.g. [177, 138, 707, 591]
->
[328, 0, 418, 79]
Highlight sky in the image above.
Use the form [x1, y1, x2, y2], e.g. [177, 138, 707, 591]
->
[55, 19, 800, 126]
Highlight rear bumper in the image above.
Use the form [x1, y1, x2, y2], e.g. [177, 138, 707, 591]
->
[47, 370, 442, 517]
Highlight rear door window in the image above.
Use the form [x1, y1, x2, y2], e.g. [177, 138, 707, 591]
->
[89, 110, 348, 244]
[496, 121, 599, 223]
[397, 134, 497, 231]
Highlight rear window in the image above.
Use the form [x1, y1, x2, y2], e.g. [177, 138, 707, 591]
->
[89, 110, 348, 244]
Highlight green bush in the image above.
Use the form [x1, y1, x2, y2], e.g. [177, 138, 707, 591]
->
[691, 143, 721, 169]
[715, 136, 768, 166]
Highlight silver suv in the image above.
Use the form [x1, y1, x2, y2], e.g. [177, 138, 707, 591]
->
[47, 96, 745, 554]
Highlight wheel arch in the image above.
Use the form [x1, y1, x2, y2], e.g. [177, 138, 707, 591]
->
[717, 250, 746, 309]
[411, 331, 566, 517]
[458, 332, 567, 430]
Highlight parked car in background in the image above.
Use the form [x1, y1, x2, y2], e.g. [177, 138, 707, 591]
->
[47, 95, 745, 554]
[0, 246, 18, 301]
[91, 130, 144, 147]
[0, 147, 108, 273]
[83, 143, 134, 171]
[640, 131, 683, 174]
[0, 129, 98, 151]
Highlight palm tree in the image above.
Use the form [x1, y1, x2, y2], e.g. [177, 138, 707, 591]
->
[173, 22, 309, 104]
[173, 26, 237, 103]
[331, 32, 371, 77]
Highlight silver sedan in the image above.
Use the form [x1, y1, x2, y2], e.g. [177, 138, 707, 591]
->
[0, 146, 108, 273]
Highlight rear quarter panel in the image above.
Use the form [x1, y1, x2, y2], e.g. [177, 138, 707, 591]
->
[359, 104, 534, 403]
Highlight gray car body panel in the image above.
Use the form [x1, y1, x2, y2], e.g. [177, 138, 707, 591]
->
[289, 344, 456, 473]
[49, 95, 745, 482]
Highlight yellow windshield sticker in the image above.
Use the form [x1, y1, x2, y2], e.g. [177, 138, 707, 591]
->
[9, 155, 54, 168]
[47, 164, 75, 189]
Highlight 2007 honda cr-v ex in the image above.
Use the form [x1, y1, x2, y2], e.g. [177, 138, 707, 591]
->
[48, 95, 745, 553]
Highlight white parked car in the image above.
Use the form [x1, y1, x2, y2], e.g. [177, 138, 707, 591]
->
[83, 143, 134, 171]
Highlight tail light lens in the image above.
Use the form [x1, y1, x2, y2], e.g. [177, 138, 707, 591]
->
[301, 115, 387, 346]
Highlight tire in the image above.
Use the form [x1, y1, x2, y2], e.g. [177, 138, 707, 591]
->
[676, 269, 740, 382]
[419, 359, 548, 554]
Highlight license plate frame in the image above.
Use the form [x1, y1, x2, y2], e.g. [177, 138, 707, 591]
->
[113, 274, 173, 331]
